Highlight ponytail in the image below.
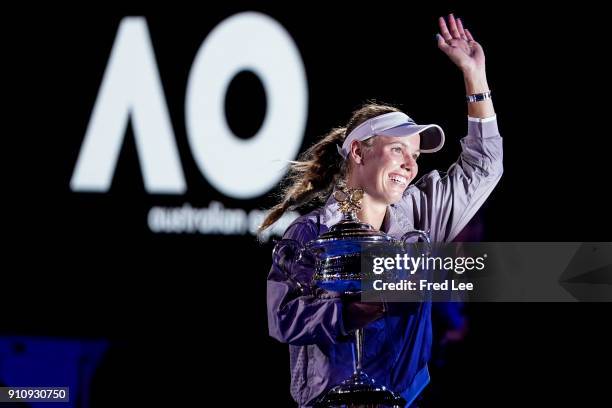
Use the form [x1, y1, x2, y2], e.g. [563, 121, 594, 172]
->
[258, 127, 348, 232]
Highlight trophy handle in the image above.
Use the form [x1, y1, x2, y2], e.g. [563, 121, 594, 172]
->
[272, 239, 308, 293]
[400, 229, 432, 256]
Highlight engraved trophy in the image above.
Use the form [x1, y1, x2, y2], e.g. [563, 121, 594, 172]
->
[273, 187, 431, 408]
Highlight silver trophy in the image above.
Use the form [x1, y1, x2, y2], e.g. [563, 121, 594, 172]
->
[274, 187, 431, 408]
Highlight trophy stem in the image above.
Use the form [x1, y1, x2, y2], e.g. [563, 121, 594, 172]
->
[339, 209, 359, 224]
[314, 326, 406, 407]
[354, 328, 364, 374]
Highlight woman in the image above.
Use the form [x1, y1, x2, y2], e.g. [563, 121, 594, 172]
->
[262, 14, 502, 407]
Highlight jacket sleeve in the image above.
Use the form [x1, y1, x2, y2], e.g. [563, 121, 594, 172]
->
[267, 219, 347, 346]
[398, 117, 503, 243]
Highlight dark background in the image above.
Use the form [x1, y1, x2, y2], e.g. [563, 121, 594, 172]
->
[5, 1, 611, 406]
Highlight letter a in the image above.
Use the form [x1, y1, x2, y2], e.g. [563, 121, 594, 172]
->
[71, 17, 186, 193]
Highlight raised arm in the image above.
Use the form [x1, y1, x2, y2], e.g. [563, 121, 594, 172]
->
[397, 14, 503, 243]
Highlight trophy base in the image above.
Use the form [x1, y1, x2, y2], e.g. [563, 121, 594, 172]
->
[313, 371, 406, 408]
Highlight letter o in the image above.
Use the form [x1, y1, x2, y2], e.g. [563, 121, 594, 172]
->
[185, 12, 308, 199]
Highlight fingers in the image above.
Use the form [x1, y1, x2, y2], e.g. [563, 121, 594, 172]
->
[439, 14, 472, 42]
[448, 13, 461, 39]
[438, 16, 453, 41]
[456, 17, 469, 41]
[465, 28, 483, 54]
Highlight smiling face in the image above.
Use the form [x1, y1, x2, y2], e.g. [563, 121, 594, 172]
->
[348, 133, 421, 205]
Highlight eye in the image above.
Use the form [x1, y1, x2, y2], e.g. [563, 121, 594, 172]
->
[412, 154, 420, 161]
[392, 147, 403, 153]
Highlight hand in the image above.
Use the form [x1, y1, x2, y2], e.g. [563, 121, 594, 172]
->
[436, 13, 486, 75]
[343, 300, 385, 332]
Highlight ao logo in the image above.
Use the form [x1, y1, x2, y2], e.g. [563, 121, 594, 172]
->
[71, 13, 308, 199]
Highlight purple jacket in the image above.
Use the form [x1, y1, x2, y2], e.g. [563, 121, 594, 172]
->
[267, 117, 503, 407]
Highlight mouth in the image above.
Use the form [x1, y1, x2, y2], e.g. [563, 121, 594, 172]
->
[388, 173, 408, 187]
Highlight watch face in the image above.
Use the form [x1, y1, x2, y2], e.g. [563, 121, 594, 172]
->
[467, 91, 491, 102]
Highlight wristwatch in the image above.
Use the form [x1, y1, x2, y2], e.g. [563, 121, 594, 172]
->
[466, 91, 492, 103]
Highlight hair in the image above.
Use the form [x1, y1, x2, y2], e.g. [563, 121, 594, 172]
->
[258, 102, 401, 233]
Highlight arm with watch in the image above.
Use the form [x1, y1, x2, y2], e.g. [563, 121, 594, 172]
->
[394, 14, 503, 243]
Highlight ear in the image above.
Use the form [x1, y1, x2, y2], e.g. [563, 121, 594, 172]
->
[349, 140, 364, 164]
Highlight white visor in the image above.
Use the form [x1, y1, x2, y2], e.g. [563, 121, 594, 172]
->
[338, 112, 445, 159]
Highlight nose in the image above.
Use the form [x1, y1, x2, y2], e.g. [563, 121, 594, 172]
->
[401, 152, 417, 171]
